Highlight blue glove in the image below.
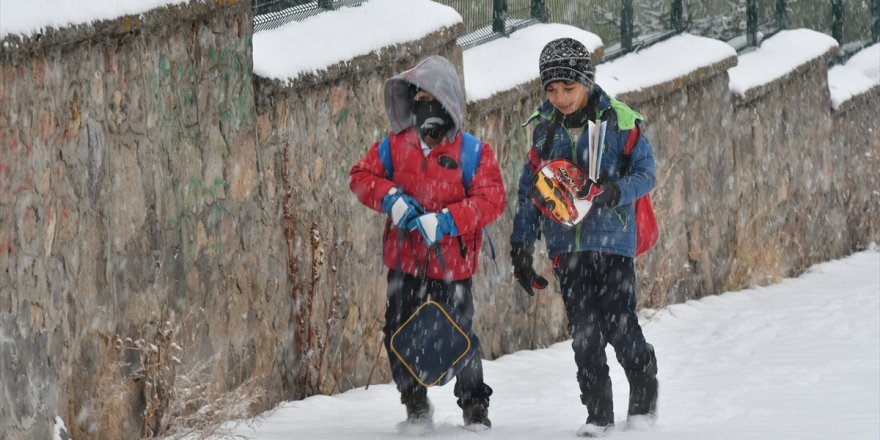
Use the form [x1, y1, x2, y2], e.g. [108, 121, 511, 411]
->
[407, 209, 459, 247]
[382, 188, 423, 228]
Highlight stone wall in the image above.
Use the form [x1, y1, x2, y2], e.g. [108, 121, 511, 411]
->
[830, 86, 880, 251]
[727, 52, 841, 286]
[2, 2, 878, 438]
[618, 62, 740, 306]
[0, 2, 290, 438]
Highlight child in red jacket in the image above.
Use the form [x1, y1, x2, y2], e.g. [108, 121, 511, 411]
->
[349, 55, 505, 431]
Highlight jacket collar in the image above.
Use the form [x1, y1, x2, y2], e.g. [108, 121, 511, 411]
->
[395, 127, 458, 154]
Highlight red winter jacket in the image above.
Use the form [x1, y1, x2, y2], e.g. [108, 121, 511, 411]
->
[349, 128, 506, 281]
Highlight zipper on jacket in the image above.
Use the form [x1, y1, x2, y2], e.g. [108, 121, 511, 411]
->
[572, 126, 584, 250]
[614, 207, 628, 231]
[565, 127, 580, 166]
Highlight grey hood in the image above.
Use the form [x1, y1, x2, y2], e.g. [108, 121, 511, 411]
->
[384, 55, 465, 142]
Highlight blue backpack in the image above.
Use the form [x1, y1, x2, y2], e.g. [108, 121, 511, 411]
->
[378, 131, 497, 269]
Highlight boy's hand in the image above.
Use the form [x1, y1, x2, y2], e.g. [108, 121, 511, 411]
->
[511, 242, 548, 296]
[591, 182, 620, 207]
[382, 188, 423, 228]
[407, 209, 458, 247]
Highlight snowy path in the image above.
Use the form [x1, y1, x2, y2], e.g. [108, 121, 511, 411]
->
[215, 250, 880, 440]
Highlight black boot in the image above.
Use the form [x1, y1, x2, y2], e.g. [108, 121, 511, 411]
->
[628, 376, 658, 417]
[401, 390, 433, 425]
[626, 344, 658, 428]
[462, 402, 491, 430]
[582, 377, 614, 425]
[456, 381, 493, 430]
[578, 378, 614, 436]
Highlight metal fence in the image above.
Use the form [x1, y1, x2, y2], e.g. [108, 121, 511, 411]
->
[252, 0, 363, 32]
[429, 0, 550, 48]
[433, 0, 880, 60]
[253, 1, 880, 60]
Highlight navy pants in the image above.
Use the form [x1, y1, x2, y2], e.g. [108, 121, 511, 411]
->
[555, 252, 657, 423]
[384, 270, 493, 407]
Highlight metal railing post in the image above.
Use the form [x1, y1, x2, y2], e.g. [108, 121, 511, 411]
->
[874, 0, 880, 43]
[531, 0, 549, 23]
[746, 0, 758, 47]
[775, 0, 787, 30]
[831, 0, 844, 43]
[621, 0, 634, 52]
[493, 0, 507, 34]
[671, 0, 685, 33]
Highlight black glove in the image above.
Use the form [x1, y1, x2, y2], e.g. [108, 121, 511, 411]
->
[510, 242, 549, 296]
[591, 182, 620, 207]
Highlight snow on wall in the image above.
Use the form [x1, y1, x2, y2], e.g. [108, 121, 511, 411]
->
[252, 0, 461, 81]
[845, 42, 880, 83]
[462, 23, 603, 103]
[728, 29, 839, 97]
[596, 33, 737, 98]
[4, 0, 873, 112]
[828, 43, 880, 109]
[0, 0, 190, 39]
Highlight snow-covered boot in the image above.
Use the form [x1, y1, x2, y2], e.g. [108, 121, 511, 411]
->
[577, 421, 614, 437]
[462, 402, 492, 430]
[626, 344, 658, 428]
[577, 377, 614, 437]
[401, 390, 433, 425]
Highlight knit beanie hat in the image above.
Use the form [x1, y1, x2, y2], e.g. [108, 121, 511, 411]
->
[538, 38, 594, 88]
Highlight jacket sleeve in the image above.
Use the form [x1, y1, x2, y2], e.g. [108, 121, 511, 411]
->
[510, 128, 543, 244]
[613, 129, 656, 207]
[445, 142, 506, 235]
[349, 140, 396, 214]
[511, 162, 542, 244]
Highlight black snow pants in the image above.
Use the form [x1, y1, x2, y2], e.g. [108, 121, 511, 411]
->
[555, 251, 658, 424]
[383, 269, 493, 408]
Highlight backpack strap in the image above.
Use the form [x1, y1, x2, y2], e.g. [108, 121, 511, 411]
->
[378, 135, 393, 179]
[620, 123, 640, 174]
[616, 122, 658, 256]
[458, 131, 498, 275]
[459, 131, 482, 192]
[538, 119, 561, 162]
[378, 135, 401, 273]
[623, 123, 640, 155]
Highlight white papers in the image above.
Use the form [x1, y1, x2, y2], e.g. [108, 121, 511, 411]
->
[587, 120, 607, 182]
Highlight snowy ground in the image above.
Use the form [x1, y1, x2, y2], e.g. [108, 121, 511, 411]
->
[209, 248, 880, 440]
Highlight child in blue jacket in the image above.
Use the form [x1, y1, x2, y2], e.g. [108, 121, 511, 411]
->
[510, 38, 659, 437]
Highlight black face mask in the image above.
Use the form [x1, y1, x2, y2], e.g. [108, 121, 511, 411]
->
[413, 99, 453, 140]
